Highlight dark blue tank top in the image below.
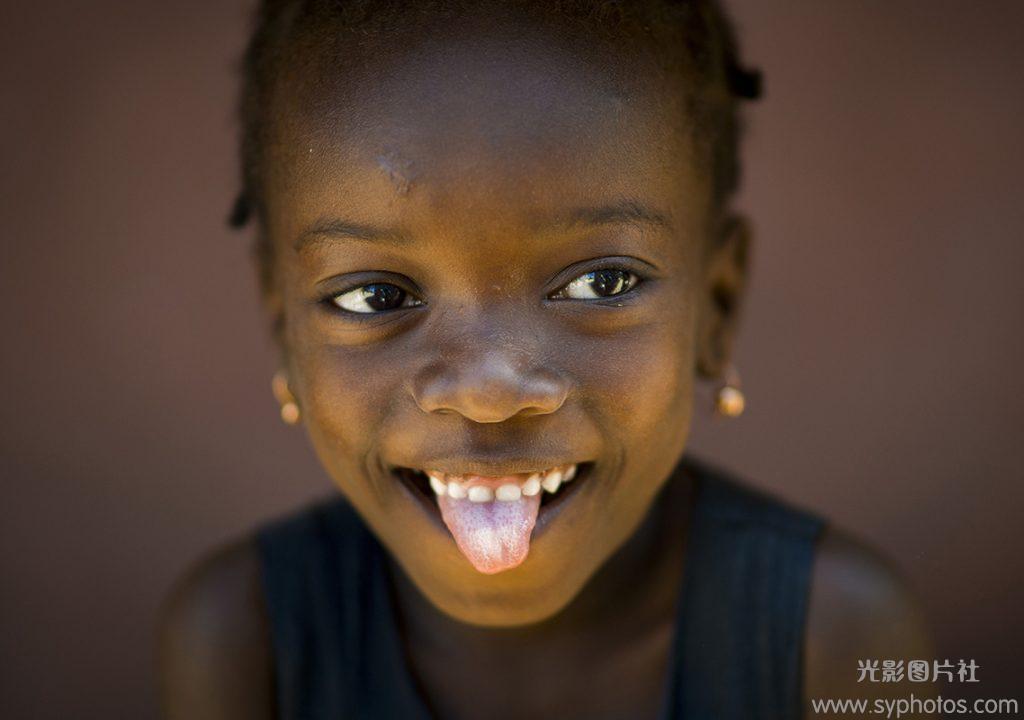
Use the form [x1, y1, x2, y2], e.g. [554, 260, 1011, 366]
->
[256, 454, 825, 719]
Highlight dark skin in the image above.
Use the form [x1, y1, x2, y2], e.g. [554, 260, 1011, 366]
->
[160, 12, 936, 719]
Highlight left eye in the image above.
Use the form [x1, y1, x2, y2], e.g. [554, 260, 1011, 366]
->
[331, 283, 423, 313]
[553, 268, 639, 300]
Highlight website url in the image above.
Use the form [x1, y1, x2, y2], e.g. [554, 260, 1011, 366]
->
[810, 694, 1019, 717]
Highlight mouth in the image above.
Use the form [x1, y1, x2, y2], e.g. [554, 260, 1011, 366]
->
[392, 461, 591, 513]
[390, 461, 594, 574]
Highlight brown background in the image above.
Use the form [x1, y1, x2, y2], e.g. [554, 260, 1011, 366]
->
[2, 1, 1022, 717]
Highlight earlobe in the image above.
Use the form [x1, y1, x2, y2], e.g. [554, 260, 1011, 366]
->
[695, 214, 752, 379]
[271, 370, 301, 425]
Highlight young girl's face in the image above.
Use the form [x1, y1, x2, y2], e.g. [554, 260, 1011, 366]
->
[261, 15, 740, 625]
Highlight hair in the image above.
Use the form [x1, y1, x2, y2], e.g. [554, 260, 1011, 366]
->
[228, 0, 761, 290]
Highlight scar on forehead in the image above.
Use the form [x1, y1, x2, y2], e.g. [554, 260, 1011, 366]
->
[376, 151, 416, 196]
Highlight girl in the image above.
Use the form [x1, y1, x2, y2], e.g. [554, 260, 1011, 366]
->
[160, 1, 934, 717]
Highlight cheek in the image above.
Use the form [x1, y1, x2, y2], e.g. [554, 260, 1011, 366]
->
[289, 339, 403, 489]
[571, 296, 697, 542]
[577, 297, 697, 451]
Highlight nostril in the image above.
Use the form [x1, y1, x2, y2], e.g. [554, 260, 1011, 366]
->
[410, 356, 570, 423]
[413, 379, 568, 423]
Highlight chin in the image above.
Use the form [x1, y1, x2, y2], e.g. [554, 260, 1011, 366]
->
[399, 545, 601, 627]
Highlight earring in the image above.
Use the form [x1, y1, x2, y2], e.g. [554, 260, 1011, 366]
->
[271, 371, 300, 425]
[714, 364, 745, 418]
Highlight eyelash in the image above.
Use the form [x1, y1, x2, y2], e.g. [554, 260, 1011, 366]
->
[322, 265, 644, 316]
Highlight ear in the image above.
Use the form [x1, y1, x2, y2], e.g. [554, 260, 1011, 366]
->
[271, 369, 297, 407]
[695, 214, 751, 379]
[253, 233, 287, 350]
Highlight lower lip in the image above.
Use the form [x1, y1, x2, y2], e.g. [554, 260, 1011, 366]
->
[391, 464, 594, 540]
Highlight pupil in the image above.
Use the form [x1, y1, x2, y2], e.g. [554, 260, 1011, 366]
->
[591, 269, 629, 297]
[365, 284, 404, 311]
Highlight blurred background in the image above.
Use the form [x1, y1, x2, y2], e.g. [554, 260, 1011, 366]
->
[2, 1, 1022, 717]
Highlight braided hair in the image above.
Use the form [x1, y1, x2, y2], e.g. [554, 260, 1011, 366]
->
[228, 0, 761, 288]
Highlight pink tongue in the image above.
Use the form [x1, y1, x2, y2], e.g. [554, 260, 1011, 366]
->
[437, 493, 542, 574]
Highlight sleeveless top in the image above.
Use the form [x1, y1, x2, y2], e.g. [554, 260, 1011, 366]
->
[256, 454, 825, 719]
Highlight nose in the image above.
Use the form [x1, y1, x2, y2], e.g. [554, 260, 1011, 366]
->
[411, 347, 570, 424]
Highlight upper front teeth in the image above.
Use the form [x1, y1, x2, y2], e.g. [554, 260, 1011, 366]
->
[467, 486, 494, 503]
[495, 484, 522, 501]
[424, 464, 578, 501]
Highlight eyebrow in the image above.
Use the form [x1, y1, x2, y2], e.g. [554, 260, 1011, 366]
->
[294, 199, 671, 251]
[293, 218, 412, 251]
[555, 200, 672, 233]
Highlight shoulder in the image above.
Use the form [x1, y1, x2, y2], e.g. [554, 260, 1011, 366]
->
[805, 525, 937, 708]
[157, 536, 274, 720]
[684, 459, 937, 710]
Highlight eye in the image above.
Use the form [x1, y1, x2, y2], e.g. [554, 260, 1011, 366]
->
[552, 268, 639, 300]
[331, 283, 423, 313]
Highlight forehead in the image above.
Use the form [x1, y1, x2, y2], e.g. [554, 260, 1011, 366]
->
[263, 13, 708, 242]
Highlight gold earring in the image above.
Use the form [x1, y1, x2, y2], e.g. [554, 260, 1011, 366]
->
[714, 364, 745, 418]
[271, 371, 300, 425]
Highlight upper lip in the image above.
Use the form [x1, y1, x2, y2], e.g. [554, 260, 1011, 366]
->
[392, 457, 585, 477]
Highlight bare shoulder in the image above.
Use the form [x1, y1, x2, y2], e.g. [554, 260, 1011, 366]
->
[804, 525, 937, 713]
[157, 536, 273, 720]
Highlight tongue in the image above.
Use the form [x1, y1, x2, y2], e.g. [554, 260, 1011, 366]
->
[437, 493, 542, 574]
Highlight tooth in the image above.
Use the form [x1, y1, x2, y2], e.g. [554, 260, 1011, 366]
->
[522, 474, 541, 497]
[447, 481, 467, 499]
[542, 470, 563, 494]
[563, 464, 577, 482]
[428, 473, 447, 496]
[468, 486, 494, 503]
[495, 483, 522, 501]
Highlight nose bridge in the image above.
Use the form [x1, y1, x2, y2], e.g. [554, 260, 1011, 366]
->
[410, 303, 569, 423]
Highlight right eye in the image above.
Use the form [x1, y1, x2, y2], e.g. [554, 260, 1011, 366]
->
[331, 283, 423, 313]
